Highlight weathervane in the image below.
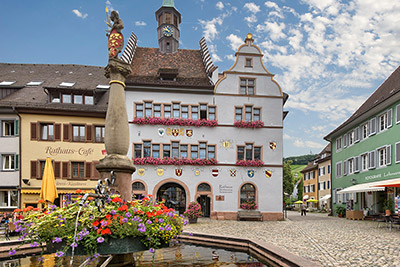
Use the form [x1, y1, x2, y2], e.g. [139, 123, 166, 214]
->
[105, 7, 124, 58]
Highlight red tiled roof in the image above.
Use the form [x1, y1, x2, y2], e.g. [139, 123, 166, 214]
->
[127, 47, 213, 89]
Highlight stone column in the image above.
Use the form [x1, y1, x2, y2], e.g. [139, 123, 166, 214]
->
[96, 58, 135, 201]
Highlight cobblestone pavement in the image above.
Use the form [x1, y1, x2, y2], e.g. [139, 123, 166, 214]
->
[184, 211, 400, 267]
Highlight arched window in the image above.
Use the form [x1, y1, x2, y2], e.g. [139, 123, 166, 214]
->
[132, 182, 145, 191]
[197, 183, 211, 192]
[240, 183, 256, 204]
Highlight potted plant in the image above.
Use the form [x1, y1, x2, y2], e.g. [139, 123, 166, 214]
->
[184, 201, 202, 223]
[240, 199, 258, 210]
[10, 193, 185, 262]
[383, 198, 394, 216]
[335, 206, 346, 218]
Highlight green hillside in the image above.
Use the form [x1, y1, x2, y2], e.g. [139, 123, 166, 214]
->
[292, 164, 306, 182]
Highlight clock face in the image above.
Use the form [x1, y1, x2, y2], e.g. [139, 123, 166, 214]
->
[162, 26, 173, 37]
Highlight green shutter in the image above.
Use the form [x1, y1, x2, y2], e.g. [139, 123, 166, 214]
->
[15, 154, 19, 170]
[14, 120, 19, 136]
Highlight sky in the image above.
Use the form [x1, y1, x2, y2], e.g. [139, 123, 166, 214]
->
[1, 0, 399, 157]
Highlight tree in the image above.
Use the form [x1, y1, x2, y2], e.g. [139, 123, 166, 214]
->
[283, 160, 294, 203]
[297, 179, 303, 201]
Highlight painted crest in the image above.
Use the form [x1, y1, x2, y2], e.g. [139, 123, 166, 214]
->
[157, 168, 164, 176]
[158, 128, 165, 136]
[212, 169, 219, 177]
[269, 141, 277, 150]
[220, 139, 233, 149]
[194, 170, 200, 176]
[247, 170, 255, 178]
[138, 168, 145, 176]
[265, 169, 272, 178]
[229, 169, 237, 177]
[175, 168, 183, 177]
[172, 129, 180, 137]
[186, 129, 193, 137]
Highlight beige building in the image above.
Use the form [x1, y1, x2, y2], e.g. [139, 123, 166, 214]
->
[316, 144, 331, 211]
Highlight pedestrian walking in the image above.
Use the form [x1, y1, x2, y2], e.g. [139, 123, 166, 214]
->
[301, 202, 307, 216]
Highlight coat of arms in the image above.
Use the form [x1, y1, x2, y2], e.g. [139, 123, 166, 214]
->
[158, 128, 165, 136]
[194, 170, 200, 176]
[172, 129, 180, 137]
[269, 141, 277, 150]
[212, 169, 219, 177]
[229, 169, 237, 177]
[265, 169, 272, 178]
[186, 129, 193, 137]
[157, 168, 164, 176]
[138, 168, 145, 176]
[247, 170, 255, 178]
[175, 168, 183, 177]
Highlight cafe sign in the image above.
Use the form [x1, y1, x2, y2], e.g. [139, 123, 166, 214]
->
[45, 146, 95, 157]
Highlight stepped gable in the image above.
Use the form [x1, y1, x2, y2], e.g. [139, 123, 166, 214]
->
[0, 63, 109, 114]
[326, 66, 400, 138]
[126, 47, 213, 89]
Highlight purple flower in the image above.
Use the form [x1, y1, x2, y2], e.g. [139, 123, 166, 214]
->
[189, 232, 193, 236]
[146, 220, 152, 224]
[30, 241, 39, 247]
[149, 248, 155, 253]
[9, 249, 16, 256]
[111, 210, 116, 215]
[52, 237, 62, 243]
[122, 218, 128, 223]
[125, 212, 131, 218]
[165, 224, 172, 231]
[97, 237, 105, 243]
[159, 218, 164, 223]
[55, 251, 64, 257]
[38, 256, 44, 263]
[101, 220, 108, 227]
[71, 242, 78, 248]
[159, 226, 165, 231]
[138, 225, 146, 233]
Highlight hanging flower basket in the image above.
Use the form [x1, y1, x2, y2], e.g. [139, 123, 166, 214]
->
[132, 117, 218, 127]
[133, 157, 217, 166]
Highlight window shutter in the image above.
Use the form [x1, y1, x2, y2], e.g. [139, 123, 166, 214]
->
[355, 127, 360, 142]
[369, 118, 376, 135]
[93, 161, 100, 178]
[30, 122, 37, 140]
[369, 150, 376, 169]
[54, 124, 61, 141]
[14, 120, 19, 136]
[354, 156, 360, 173]
[63, 124, 70, 141]
[344, 134, 348, 148]
[396, 105, 400, 124]
[86, 125, 93, 142]
[54, 161, 61, 178]
[343, 161, 348, 176]
[85, 162, 92, 178]
[62, 162, 70, 178]
[388, 109, 393, 128]
[333, 189, 337, 204]
[386, 145, 392, 165]
[30, 160, 37, 178]
[14, 154, 19, 170]
[396, 143, 400, 163]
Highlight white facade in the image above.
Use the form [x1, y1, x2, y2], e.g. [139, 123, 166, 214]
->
[125, 35, 285, 220]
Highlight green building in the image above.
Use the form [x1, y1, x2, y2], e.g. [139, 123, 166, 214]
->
[325, 66, 400, 216]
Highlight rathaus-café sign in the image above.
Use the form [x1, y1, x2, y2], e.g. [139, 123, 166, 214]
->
[45, 146, 94, 156]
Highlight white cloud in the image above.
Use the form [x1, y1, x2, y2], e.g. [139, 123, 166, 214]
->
[256, 21, 286, 41]
[135, 21, 147, 26]
[105, 1, 114, 11]
[226, 34, 243, 51]
[225, 54, 236, 61]
[293, 139, 325, 149]
[72, 9, 88, 19]
[216, 1, 224, 10]
[245, 14, 258, 24]
[244, 3, 261, 13]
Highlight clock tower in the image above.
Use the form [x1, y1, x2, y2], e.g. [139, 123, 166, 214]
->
[155, 0, 181, 53]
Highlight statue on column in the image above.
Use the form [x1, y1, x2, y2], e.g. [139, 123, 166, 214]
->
[106, 8, 124, 58]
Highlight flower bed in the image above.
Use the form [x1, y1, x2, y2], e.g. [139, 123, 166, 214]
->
[133, 157, 217, 166]
[234, 121, 264, 128]
[236, 160, 264, 167]
[132, 117, 218, 127]
[184, 202, 202, 223]
[11, 194, 186, 261]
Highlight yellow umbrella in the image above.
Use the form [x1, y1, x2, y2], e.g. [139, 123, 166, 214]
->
[306, 199, 318, 203]
[294, 200, 303, 204]
[40, 158, 58, 204]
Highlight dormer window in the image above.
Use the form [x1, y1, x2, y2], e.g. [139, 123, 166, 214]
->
[158, 68, 178, 81]
[245, 58, 253, 67]
[50, 91, 94, 105]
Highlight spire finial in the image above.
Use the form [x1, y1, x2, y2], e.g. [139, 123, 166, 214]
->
[162, 0, 175, 7]
[245, 33, 254, 45]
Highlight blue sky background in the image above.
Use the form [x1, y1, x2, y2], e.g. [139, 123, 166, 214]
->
[1, 0, 399, 157]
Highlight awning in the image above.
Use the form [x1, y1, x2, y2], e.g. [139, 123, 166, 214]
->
[319, 194, 331, 202]
[337, 180, 386, 194]
[21, 189, 41, 194]
[371, 178, 400, 188]
[303, 195, 309, 200]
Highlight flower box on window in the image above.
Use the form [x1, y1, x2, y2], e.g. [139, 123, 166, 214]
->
[133, 157, 217, 166]
[234, 121, 264, 128]
[132, 117, 217, 127]
[236, 160, 264, 167]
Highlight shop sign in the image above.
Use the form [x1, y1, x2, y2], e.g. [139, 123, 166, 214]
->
[365, 171, 400, 181]
[216, 195, 225, 201]
[56, 181, 88, 187]
[45, 146, 95, 157]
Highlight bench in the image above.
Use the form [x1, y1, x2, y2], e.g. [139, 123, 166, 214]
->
[237, 211, 263, 221]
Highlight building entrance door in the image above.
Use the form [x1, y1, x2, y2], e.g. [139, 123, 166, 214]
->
[197, 195, 210, 217]
[157, 183, 186, 214]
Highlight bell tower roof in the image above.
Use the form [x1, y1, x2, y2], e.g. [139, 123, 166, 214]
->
[162, 0, 175, 7]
